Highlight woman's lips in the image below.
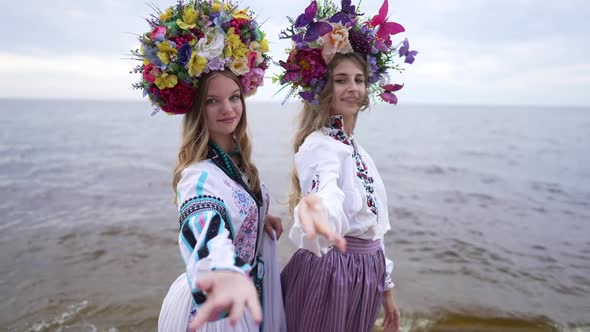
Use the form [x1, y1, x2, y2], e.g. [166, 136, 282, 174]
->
[218, 117, 237, 123]
[342, 97, 359, 103]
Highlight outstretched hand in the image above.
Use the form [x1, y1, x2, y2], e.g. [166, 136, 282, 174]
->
[264, 214, 283, 240]
[298, 194, 346, 252]
[188, 271, 262, 332]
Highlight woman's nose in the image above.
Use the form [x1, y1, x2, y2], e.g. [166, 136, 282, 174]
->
[220, 99, 233, 113]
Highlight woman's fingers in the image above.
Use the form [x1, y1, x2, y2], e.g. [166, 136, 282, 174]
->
[333, 235, 347, 252]
[264, 215, 283, 240]
[298, 195, 347, 251]
[298, 199, 317, 238]
[273, 217, 283, 239]
[189, 272, 262, 331]
[263, 221, 275, 239]
[246, 293, 263, 324]
[188, 298, 219, 332]
[228, 297, 244, 326]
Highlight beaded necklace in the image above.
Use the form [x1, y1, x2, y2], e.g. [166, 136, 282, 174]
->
[209, 141, 239, 178]
[207, 140, 262, 206]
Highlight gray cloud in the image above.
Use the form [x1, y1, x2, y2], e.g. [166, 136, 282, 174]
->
[1, 0, 588, 105]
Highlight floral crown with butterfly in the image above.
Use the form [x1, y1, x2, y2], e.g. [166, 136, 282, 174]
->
[274, 0, 417, 105]
[130, 0, 271, 115]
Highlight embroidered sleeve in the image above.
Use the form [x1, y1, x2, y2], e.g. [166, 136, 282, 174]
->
[177, 167, 251, 310]
[380, 239, 395, 289]
[289, 138, 351, 256]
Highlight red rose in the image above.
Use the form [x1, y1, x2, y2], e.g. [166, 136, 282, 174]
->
[160, 81, 195, 115]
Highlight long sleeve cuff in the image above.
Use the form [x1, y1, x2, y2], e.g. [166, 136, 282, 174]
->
[384, 257, 395, 289]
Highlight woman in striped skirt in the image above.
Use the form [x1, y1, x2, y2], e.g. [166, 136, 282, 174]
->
[280, 51, 400, 332]
[276, 0, 416, 329]
[275, 0, 420, 326]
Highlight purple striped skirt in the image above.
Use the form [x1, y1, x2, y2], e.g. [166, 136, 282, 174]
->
[281, 237, 385, 332]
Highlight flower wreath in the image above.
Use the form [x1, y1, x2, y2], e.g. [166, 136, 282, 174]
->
[131, 0, 271, 115]
[274, 0, 417, 105]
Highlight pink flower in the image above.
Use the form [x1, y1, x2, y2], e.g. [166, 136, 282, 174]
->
[240, 68, 265, 96]
[280, 48, 326, 86]
[142, 64, 160, 83]
[151, 26, 167, 41]
[247, 51, 258, 68]
[319, 23, 353, 63]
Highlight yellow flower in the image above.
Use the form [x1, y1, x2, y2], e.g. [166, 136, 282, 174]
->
[156, 41, 178, 65]
[177, 7, 198, 30]
[260, 38, 269, 52]
[229, 56, 250, 76]
[211, 2, 222, 13]
[188, 51, 208, 77]
[225, 28, 248, 58]
[232, 9, 251, 20]
[155, 73, 178, 89]
[160, 8, 173, 21]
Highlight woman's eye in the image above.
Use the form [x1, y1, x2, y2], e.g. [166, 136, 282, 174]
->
[230, 95, 241, 101]
[206, 99, 216, 104]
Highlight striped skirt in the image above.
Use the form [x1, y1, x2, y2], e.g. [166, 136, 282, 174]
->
[280, 237, 385, 332]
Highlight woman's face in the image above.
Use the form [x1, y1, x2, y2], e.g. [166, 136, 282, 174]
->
[329, 58, 366, 117]
[204, 74, 243, 141]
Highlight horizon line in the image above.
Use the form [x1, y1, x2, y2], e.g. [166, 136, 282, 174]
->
[0, 97, 588, 109]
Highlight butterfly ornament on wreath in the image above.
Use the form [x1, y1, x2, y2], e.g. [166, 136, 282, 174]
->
[369, 0, 405, 46]
[295, 0, 334, 42]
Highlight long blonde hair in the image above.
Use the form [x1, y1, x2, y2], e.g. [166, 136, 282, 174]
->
[172, 70, 260, 204]
[288, 52, 370, 215]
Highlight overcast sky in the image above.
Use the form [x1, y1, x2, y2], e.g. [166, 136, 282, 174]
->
[1, 0, 588, 106]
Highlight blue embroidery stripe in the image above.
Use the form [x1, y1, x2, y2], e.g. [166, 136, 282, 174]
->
[196, 171, 208, 196]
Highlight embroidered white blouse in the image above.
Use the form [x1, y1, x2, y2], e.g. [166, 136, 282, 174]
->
[290, 115, 395, 289]
[174, 150, 286, 331]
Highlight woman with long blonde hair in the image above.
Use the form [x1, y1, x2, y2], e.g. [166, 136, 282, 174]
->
[163, 69, 285, 332]
[281, 51, 399, 332]
[276, 0, 416, 330]
[132, 1, 285, 331]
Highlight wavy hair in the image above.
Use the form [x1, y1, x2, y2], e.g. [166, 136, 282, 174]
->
[172, 70, 260, 205]
[288, 52, 370, 215]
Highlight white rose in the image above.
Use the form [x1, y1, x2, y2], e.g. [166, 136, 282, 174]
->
[196, 28, 225, 59]
[229, 57, 250, 76]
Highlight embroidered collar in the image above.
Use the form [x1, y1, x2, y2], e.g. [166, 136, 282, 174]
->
[325, 115, 353, 146]
[207, 145, 263, 207]
[324, 115, 379, 217]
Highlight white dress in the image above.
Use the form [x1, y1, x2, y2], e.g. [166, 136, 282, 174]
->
[158, 149, 286, 332]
